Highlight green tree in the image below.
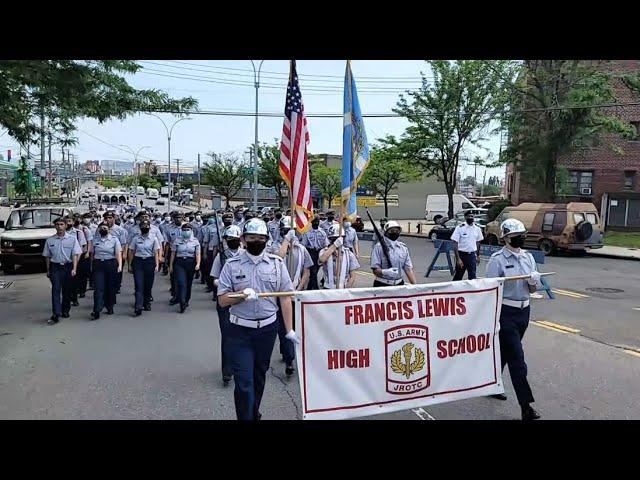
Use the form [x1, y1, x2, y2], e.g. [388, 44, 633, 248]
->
[257, 139, 286, 207]
[100, 178, 119, 189]
[137, 174, 160, 190]
[202, 153, 250, 207]
[501, 60, 637, 201]
[390, 60, 515, 219]
[476, 184, 501, 196]
[462, 175, 476, 186]
[310, 163, 341, 209]
[121, 176, 137, 188]
[0, 60, 198, 147]
[14, 156, 33, 198]
[361, 143, 422, 217]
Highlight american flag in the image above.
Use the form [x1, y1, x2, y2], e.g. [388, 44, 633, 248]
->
[279, 60, 313, 233]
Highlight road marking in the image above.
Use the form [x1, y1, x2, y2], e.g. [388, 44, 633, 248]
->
[356, 271, 375, 277]
[551, 289, 589, 299]
[633, 308, 640, 312]
[535, 320, 580, 334]
[532, 321, 574, 334]
[412, 407, 436, 420]
[623, 349, 640, 358]
[359, 255, 371, 259]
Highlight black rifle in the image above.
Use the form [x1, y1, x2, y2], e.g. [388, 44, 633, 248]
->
[366, 208, 392, 269]
[213, 212, 226, 266]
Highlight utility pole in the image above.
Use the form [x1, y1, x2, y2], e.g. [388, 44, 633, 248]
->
[197, 153, 201, 207]
[40, 107, 45, 171]
[48, 132, 53, 197]
[250, 60, 265, 211]
[481, 170, 487, 197]
[176, 158, 181, 186]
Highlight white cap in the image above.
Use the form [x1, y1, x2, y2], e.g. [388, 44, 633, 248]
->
[242, 218, 269, 237]
[328, 221, 344, 238]
[280, 215, 293, 230]
[223, 225, 242, 239]
[500, 218, 526, 238]
[384, 220, 402, 232]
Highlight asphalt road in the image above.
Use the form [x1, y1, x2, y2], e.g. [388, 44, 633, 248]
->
[1, 198, 639, 420]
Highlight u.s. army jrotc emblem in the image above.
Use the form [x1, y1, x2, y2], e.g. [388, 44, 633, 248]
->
[385, 325, 430, 395]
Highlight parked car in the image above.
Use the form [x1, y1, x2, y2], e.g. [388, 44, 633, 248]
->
[425, 194, 477, 224]
[451, 208, 489, 227]
[155, 198, 166, 206]
[427, 218, 464, 241]
[352, 215, 364, 232]
[484, 202, 604, 255]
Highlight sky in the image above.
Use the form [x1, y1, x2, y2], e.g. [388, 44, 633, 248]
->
[0, 60, 505, 181]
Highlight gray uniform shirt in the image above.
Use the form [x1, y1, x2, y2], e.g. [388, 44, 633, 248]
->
[210, 247, 245, 278]
[42, 232, 82, 263]
[217, 251, 293, 320]
[172, 236, 200, 258]
[485, 247, 538, 301]
[164, 224, 183, 247]
[343, 227, 359, 251]
[130, 224, 164, 247]
[129, 234, 160, 258]
[95, 224, 127, 251]
[92, 234, 122, 261]
[302, 228, 328, 250]
[319, 247, 360, 288]
[370, 239, 414, 281]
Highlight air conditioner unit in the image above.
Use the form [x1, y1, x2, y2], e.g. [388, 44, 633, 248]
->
[581, 187, 592, 195]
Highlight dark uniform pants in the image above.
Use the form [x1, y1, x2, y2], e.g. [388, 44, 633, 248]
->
[227, 320, 278, 420]
[276, 300, 295, 366]
[50, 263, 73, 316]
[373, 279, 404, 288]
[499, 305, 535, 407]
[204, 249, 217, 289]
[92, 259, 117, 314]
[216, 302, 233, 378]
[453, 251, 477, 281]
[132, 257, 156, 310]
[174, 257, 196, 306]
[72, 255, 90, 300]
[307, 248, 320, 290]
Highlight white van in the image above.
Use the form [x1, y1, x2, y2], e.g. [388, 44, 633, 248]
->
[146, 188, 159, 200]
[425, 194, 477, 223]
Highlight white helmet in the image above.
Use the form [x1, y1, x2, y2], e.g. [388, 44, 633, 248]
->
[384, 220, 402, 232]
[223, 225, 242, 239]
[327, 221, 344, 238]
[279, 215, 293, 230]
[242, 218, 269, 237]
[500, 218, 526, 238]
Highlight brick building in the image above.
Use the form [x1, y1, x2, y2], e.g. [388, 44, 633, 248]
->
[506, 60, 640, 230]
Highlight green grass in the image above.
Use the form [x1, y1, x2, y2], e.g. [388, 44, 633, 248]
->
[604, 231, 640, 249]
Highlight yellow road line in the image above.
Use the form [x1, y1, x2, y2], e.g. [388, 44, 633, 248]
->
[532, 321, 571, 334]
[536, 320, 580, 334]
[623, 349, 640, 358]
[356, 271, 375, 277]
[552, 288, 589, 298]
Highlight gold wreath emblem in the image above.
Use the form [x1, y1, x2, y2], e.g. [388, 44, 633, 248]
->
[390, 342, 425, 379]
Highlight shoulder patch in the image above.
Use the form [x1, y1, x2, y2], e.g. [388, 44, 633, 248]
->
[267, 253, 284, 262]
[226, 256, 241, 263]
[490, 250, 503, 258]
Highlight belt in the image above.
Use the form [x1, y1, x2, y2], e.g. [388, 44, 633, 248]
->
[177, 256, 194, 260]
[94, 258, 115, 262]
[135, 255, 153, 259]
[229, 313, 277, 329]
[459, 251, 477, 254]
[52, 262, 71, 266]
[503, 299, 530, 309]
[375, 277, 404, 286]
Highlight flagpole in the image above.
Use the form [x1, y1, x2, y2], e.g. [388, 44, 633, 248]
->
[287, 60, 295, 278]
[336, 60, 352, 289]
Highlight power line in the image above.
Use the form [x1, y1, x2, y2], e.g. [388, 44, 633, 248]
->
[76, 128, 156, 161]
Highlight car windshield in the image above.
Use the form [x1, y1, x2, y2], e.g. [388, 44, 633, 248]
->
[6, 209, 66, 229]
[586, 213, 597, 224]
[444, 219, 458, 228]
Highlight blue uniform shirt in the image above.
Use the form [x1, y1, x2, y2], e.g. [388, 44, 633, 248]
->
[130, 224, 164, 247]
[92, 234, 122, 261]
[164, 224, 183, 246]
[302, 228, 328, 250]
[203, 223, 222, 250]
[370, 238, 414, 281]
[267, 220, 282, 245]
[95, 224, 127, 250]
[210, 247, 245, 278]
[129, 234, 160, 258]
[218, 251, 293, 320]
[42, 232, 82, 264]
[485, 247, 538, 301]
[172, 236, 200, 258]
[343, 227, 359, 250]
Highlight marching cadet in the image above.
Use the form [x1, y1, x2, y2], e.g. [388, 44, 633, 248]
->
[319, 209, 335, 236]
[485, 218, 542, 421]
[233, 208, 245, 230]
[191, 213, 204, 280]
[451, 210, 484, 281]
[202, 213, 222, 293]
[65, 215, 87, 306]
[82, 212, 97, 291]
[372, 217, 388, 248]
[160, 213, 173, 275]
[301, 215, 328, 290]
[96, 211, 128, 296]
[89, 222, 122, 320]
[169, 223, 201, 313]
[371, 220, 416, 287]
[319, 222, 360, 289]
[164, 212, 184, 303]
[75, 214, 93, 299]
[42, 217, 82, 325]
[217, 218, 299, 421]
[128, 219, 161, 317]
[267, 208, 283, 245]
[275, 216, 313, 375]
[197, 214, 211, 285]
[210, 224, 244, 386]
[342, 216, 360, 259]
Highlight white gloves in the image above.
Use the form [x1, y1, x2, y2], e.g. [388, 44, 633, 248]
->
[527, 271, 541, 286]
[333, 237, 343, 248]
[286, 330, 301, 345]
[285, 230, 296, 241]
[242, 288, 259, 301]
[213, 279, 219, 287]
[381, 267, 399, 278]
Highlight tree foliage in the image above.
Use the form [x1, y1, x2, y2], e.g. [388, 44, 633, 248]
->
[390, 60, 515, 218]
[310, 163, 341, 209]
[0, 60, 198, 147]
[257, 139, 286, 207]
[14, 156, 33, 198]
[361, 143, 422, 217]
[202, 153, 250, 207]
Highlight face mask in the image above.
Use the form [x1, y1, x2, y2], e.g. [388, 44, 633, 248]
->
[128, 219, 134, 225]
[99, 228, 108, 237]
[275, 213, 282, 219]
[386, 232, 400, 241]
[226, 239, 241, 250]
[509, 235, 525, 248]
[74, 220, 80, 227]
[140, 227, 150, 234]
[327, 215, 334, 222]
[466, 218, 474, 225]
[188, 217, 194, 222]
[181, 230, 192, 239]
[344, 222, 351, 229]
[66, 224, 73, 231]
[83, 219, 90, 225]
[281, 229, 290, 238]
[196, 216, 202, 222]
[223, 219, 233, 226]
[208, 218, 215, 225]
[245, 241, 266, 256]
[312, 222, 319, 229]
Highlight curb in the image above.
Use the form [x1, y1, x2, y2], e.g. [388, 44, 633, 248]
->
[587, 252, 640, 261]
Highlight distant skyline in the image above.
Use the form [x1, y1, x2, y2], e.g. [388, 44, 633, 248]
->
[0, 60, 505, 181]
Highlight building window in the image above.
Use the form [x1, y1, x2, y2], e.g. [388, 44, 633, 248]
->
[624, 171, 635, 190]
[567, 170, 593, 195]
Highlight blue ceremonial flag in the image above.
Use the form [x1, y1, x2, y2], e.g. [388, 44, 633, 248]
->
[341, 60, 370, 221]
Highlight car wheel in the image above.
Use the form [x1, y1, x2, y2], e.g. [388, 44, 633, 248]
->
[539, 239, 556, 256]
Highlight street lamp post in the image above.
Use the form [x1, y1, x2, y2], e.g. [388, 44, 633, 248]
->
[119, 144, 150, 203]
[147, 114, 191, 213]
[250, 60, 265, 211]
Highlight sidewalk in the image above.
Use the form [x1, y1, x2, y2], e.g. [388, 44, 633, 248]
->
[588, 245, 640, 261]
[362, 219, 432, 236]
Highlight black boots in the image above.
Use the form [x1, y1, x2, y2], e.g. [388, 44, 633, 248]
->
[521, 404, 541, 421]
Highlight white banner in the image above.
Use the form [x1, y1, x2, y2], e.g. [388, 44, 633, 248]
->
[294, 278, 505, 420]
